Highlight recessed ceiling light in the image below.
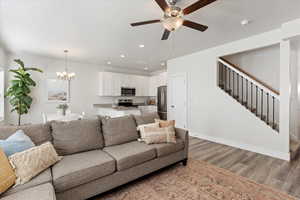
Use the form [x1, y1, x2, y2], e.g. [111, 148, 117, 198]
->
[107, 61, 111, 65]
[120, 54, 125, 58]
[241, 19, 250, 26]
[161, 62, 166, 66]
[144, 67, 149, 70]
[139, 44, 145, 48]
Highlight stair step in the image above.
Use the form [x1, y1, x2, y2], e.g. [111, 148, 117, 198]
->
[290, 138, 300, 160]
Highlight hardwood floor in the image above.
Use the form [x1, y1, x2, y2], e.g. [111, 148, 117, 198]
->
[189, 137, 300, 198]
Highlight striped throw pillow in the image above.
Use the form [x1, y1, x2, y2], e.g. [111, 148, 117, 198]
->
[143, 126, 176, 144]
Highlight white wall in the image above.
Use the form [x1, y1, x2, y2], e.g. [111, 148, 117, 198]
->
[4, 53, 150, 125]
[224, 45, 280, 91]
[168, 29, 290, 160]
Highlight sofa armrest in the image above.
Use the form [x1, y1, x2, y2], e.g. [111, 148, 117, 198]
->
[175, 128, 189, 159]
[175, 128, 189, 141]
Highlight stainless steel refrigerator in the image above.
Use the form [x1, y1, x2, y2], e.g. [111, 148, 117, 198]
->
[157, 86, 167, 120]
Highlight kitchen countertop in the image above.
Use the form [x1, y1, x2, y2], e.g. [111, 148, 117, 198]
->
[93, 104, 157, 111]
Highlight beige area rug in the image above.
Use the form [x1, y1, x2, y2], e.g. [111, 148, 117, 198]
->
[95, 160, 298, 200]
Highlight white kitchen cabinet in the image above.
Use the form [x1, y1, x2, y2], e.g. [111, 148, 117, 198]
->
[148, 72, 167, 97]
[99, 71, 166, 97]
[136, 76, 149, 96]
[99, 72, 150, 97]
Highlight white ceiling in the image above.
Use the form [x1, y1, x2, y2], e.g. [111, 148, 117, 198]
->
[1, 0, 300, 72]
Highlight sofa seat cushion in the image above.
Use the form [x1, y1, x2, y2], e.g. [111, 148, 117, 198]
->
[3, 169, 52, 197]
[52, 150, 115, 192]
[1, 183, 56, 200]
[103, 141, 156, 171]
[150, 139, 185, 157]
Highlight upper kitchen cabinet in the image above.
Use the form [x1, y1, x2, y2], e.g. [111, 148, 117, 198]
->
[149, 72, 167, 96]
[98, 71, 166, 97]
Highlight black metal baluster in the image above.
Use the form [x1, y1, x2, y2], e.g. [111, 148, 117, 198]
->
[256, 86, 258, 116]
[251, 82, 253, 111]
[267, 93, 270, 124]
[261, 89, 264, 120]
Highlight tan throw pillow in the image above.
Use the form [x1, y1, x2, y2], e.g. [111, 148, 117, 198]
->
[155, 119, 175, 128]
[0, 148, 16, 194]
[137, 122, 160, 140]
[9, 142, 61, 185]
[143, 126, 176, 144]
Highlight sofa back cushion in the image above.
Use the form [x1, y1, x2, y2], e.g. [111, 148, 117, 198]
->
[133, 112, 160, 126]
[0, 123, 52, 146]
[51, 119, 103, 155]
[102, 115, 138, 146]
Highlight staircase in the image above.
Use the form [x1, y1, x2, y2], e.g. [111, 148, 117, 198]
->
[218, 58, 280, 132]
[218, 58, 300, 160]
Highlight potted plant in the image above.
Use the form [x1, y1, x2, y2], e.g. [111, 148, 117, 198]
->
[56, 104, 69, 116]
[5, 59, 43, 126]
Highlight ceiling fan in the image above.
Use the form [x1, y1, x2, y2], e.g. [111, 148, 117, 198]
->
[130, 0, 217, 40]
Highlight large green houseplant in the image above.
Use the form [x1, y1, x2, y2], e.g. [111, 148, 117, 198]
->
[5, 59, 43, 125]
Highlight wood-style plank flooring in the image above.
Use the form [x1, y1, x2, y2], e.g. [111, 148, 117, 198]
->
[189, 137, 300, 198]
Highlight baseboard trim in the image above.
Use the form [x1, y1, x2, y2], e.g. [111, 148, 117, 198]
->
[190, 132, 290, 161]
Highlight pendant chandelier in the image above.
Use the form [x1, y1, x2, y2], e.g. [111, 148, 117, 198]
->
[56, 50, 75, 80]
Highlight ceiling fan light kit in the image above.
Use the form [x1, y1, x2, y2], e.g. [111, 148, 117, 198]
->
[130, 0, 217, 40]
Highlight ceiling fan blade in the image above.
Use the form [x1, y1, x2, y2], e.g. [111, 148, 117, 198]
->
[154, 0, 169, 11]
[161, 29, 171, 40]
[131, 20, 161, 27]
[183, 0, 217, 15]
[183, 20, 208, 32]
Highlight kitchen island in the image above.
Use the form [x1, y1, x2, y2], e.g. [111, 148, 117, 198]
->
[94, 104, 141, 118]
[93, 104, 157, 118]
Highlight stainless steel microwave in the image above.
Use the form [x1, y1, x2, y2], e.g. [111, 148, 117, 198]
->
[121, 87, 136, 96]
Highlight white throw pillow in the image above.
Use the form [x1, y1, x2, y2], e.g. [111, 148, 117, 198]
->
[137, 122, 160, 140]
[9, 142, 62, 185]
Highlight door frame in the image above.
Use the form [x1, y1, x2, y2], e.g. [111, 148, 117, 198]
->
[168, 72, 188, 129]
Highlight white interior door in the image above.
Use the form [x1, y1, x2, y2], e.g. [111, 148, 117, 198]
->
[0, 70, 4, 120]
[168, 73, 187, 129]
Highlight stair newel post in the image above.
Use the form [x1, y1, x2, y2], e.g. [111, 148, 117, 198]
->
[251, 82, 253, 111]
[241, 77, 244, 104]
[261, 89, 264, 120]
[256, 86, 258, 116]
[224, 66, 227, 91]
[246, 79, 248, 108]
[267, 93, 269, 124]
[272, 96, 275, 129]
[228, 69, 231, 94]
[237, 74, 239, 101]
[233, 71, 235, 97]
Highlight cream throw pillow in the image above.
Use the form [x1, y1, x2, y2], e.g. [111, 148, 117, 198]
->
[137, 122, 160, 140]
[143, 126, 176, 144]
[9, 142, 61, 185]
[0, 148, 16, 194]
[154, 119, 175, 128]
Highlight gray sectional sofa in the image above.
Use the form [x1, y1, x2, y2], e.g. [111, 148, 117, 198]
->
[0, 113, 189, 200]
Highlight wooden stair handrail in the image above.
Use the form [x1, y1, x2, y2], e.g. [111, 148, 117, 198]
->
[219, 57, 280, 98]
